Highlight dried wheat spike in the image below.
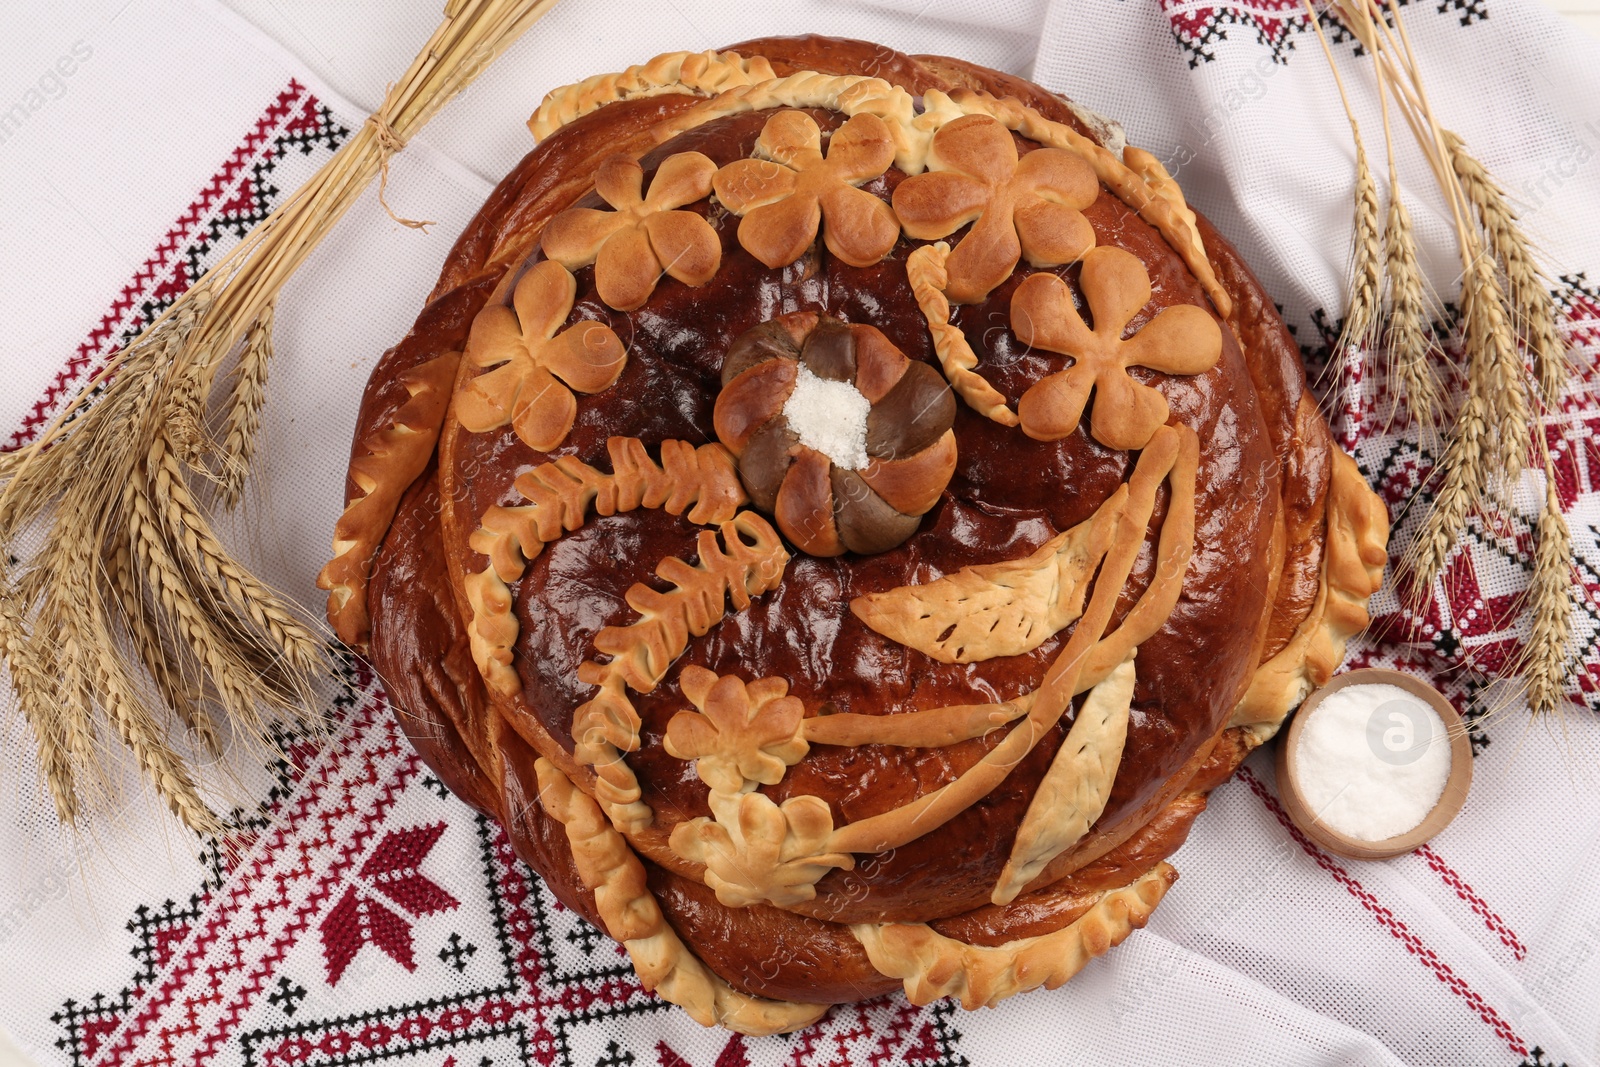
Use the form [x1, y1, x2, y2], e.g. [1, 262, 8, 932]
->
[1408, 383, 1489, 597]
[1341, 136, 1384, 358]
[108, 537, 221, 755]
[1445, 131, 1569, 409]
[124, 478, 268, 736]
[86, 594, 221, 836]
[0, 590, 78, 822]
[148, 436, 323, 673]
[1523, 480, 1575, 718]
[218, 304, 273, 511]
[1462, 243, 1532, 489]
[167, 360, 214, 470]
[1382, 193, 1441, 437]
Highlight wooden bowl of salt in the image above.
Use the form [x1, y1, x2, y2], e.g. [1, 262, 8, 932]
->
[1275, 667, 1473, 860]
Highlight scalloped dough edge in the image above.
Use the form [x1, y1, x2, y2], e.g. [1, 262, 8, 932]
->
[1229, 449, 1391, 741]
[534, 756, 828, 1035]
[528, 52, 1229, 317]
[851, 861, 1176, 1009]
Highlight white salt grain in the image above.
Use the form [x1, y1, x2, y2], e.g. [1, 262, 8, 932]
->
[1293, 682, 1451, 842]
[783, 364, 872, 470]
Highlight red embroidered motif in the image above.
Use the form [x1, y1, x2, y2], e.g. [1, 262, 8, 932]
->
[320, 822, 459, 985]
[657, 1034, 751, 1067]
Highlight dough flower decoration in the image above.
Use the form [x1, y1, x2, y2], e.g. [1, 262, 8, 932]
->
[670, 789, 853, 909]
[892, 114, 1099, 304]
[541, 151, 721, 311]
[713, 111, 899, 269]
[1010, 245, 1223, 450]
[664, 666, 809, 794]
[455, 260, 627, 452]
[712, 312, 956, 557]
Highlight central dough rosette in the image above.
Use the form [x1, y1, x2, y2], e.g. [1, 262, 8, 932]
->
[711, 312, 957, 557]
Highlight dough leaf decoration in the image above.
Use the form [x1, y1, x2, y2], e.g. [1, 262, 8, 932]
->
[471, 436, 747, 583]
[670, 790, 854, 909]
[849, 483, 1127, 663]
[571, 512, 790, 833]
[991, 650, 1137, 905]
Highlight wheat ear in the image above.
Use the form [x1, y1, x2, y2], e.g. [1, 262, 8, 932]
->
[108, 537, 220, 754]
[1383, 193, 1442, 437]
[217, 304, 273, 511]
[1444, 131, 1569, 409]
[148, 437, 322, 673]
[0, 590, 78, 822]
[1522, 479, 1574, 717]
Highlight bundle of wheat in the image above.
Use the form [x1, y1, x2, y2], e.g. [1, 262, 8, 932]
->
[1307, 0, 1575, 717]
[0, 0, 561, 832]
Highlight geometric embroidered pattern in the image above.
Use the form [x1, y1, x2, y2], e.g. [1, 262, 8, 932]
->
[4, 78, 349, 452]
[1158, 0, 1435, 68]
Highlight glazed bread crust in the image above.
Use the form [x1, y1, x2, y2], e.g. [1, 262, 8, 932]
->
[336, 35, 1388, 1017]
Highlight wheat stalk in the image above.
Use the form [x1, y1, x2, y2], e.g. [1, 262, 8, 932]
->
[0, 0, 563, 832]
[1316, 0, 1580, 716]
[1360, 0, 1442, 441]
[217, 304, 273, 511]
[1445, 131, 1570, 408]
[1304, 2, 1383, 401]
[1383, 194, 1442, 437]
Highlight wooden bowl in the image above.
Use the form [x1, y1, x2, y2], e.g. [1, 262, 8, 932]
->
[1274, 667, 1473, 860]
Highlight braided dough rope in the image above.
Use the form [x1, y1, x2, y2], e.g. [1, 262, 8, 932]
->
[850, 861, 1176, 1009]
[319, 350, 460, 646]
[528, 50, 779, 140]
[906, 242, 1019, 427]
[574, 512, 789, 833]
[533, 757, 827, 1035]
[1229, 449, 1390, 741]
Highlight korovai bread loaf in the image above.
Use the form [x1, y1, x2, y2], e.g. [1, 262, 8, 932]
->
[320, 35, 1390, 1033]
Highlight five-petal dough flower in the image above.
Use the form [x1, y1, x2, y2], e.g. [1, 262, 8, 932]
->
[714, 110, 899, 269]
[1010, 245, 1222, 451]
[664, 666, 809, 794]
[541, 151, 722, 312]
[455, 259, 627, 452]
[893, 114, 1099, 304]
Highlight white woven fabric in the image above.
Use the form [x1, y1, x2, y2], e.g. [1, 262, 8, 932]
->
[2, 1, 1599, 1065]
